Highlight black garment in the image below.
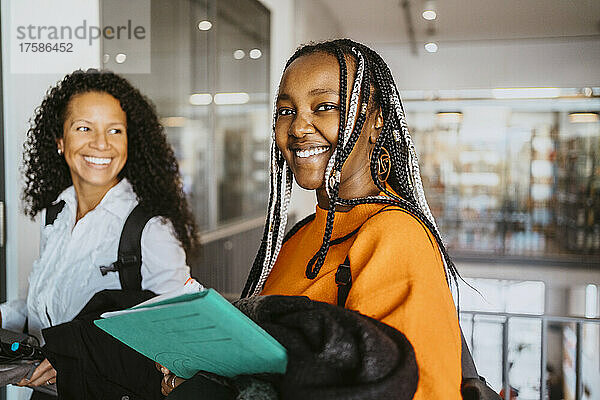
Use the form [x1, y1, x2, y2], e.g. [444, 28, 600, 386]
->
[234, 295, 419, 400]
[41, 290, 162, 400]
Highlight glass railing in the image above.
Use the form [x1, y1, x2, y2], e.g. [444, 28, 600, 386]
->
[461, 310, 600, 400]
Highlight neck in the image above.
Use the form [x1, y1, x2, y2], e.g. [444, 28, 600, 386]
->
[73, 179, 120, 222]
[316, 173, 380, 212]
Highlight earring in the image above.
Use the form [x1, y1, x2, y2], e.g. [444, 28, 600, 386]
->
[57, 148, 63, 155]
[376, 147, 391, 184]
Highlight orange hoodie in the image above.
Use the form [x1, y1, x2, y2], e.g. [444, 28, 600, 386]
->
[261, 201, 462, 399]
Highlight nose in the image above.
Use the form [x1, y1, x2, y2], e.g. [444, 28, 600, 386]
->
[90, 131, 109, 150]
[289, 112, 315, 138]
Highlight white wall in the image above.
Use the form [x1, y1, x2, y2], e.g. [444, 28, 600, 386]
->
[375, 36, 600, 91]
[293, 0, 343, 46]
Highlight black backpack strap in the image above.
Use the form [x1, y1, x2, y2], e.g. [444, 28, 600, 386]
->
[335, 256, 352, 307]
[329, 206, 485, 387]
[113, 204, 156, 291]
[45, 200, 66, 226]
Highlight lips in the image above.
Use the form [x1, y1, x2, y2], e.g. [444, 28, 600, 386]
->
[83, 155, 112, 166]
[293, 146, 330, 159]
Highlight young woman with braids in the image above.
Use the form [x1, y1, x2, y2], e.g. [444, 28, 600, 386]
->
[157, 39, 461, 399]
[240, 39, 463, 399]
[0, 70, 198, 397]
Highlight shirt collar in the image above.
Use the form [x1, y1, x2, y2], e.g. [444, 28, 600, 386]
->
[55, 178, 136, 221]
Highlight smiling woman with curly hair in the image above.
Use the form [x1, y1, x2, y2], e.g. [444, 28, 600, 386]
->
[21, 69, 197, 253]
[0, 69, 199, 397]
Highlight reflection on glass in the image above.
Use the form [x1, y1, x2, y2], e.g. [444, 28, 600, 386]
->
[104, 0, 270, 231]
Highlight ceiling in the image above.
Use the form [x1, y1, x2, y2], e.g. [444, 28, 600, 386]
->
[317, 0, 600, 45]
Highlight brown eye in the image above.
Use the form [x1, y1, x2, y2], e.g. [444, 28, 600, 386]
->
[76, 126, 90, 132]
[277, 108, 295, 116]
[316, 103, 338, 112]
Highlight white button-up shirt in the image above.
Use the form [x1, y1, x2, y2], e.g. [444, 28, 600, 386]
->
[0, 179, 192, 342]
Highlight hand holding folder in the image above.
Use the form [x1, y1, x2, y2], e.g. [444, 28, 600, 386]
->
[94, 289, 287, 379]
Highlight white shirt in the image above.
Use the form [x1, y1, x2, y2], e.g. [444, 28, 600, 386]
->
[0, 179, 192, 342]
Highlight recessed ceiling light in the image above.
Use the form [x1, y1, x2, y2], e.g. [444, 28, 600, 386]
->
[569, 112, 599, 123]
[437, 112, 463, 124]
[424, 42, 438, 53]
[214, 92, 250, 105]
[189, 93, 213, 106]
[197, 20, 212, 31]
[422, 10, 437, 20]
[233, 49, 245, 60]
[115, 53, 127, 64]
[249, 48, 262, 59]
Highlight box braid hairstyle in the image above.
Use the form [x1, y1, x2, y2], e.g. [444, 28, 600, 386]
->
[242, 39, 459, 301]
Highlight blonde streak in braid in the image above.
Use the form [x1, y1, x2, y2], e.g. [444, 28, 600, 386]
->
[342, 48, 365, 149]
[325, 49, 365, 199]
[260, 141, 280, 285]
[255, 165, 293, 295]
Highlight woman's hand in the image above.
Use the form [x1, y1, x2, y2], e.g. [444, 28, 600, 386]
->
[155, 362, 185, 396]
[16, 358, 56, 387]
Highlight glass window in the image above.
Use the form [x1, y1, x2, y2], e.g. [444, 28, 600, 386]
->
[101, 0, 270, 231]
[408, 105, 600, 261]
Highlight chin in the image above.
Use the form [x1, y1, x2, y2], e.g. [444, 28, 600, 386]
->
[293, 175, 326, 191]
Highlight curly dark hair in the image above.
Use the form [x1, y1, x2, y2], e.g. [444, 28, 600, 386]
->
[22, 69, 198, 253]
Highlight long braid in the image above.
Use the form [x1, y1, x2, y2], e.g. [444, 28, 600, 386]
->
[307, 46, 367, 279]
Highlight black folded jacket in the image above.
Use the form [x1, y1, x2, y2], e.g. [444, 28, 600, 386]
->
[233, 295, 419, 400]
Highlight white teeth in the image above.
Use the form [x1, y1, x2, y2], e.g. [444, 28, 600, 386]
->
[84, 156, 112, 165]
[295, 147, 329, 158]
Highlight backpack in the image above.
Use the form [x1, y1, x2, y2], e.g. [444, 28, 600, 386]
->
[45, 200, 156, 291]
[284, 210, 502, 400]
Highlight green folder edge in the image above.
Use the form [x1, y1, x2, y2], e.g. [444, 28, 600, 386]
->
[94, 289, 287, 379]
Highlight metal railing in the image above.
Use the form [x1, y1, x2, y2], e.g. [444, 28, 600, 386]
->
[461, 310, 600, 400]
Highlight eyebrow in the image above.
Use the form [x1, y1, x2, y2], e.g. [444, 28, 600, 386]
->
[69, 119, 125, 128]
[308, 88, 339, 96]
[277, 88, 340, 102]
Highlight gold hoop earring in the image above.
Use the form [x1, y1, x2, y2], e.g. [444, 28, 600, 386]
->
[377, 147, 391, 184]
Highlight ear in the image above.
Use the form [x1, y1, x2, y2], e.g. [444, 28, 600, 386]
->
[368, 108, 384, 144]
[56, 138, 64, 152]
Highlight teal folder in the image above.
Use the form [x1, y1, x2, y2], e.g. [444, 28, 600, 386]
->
[94, 289, 287, 379]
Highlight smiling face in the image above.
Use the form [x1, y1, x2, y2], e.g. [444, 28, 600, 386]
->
[57, 91, 128, 196]
[275, 52, 383, 206]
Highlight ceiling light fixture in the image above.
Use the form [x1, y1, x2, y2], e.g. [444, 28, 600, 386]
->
[437, 111, 463, 124]
[189, 93, 213, 106]
[422, 0, 437, 20]
[422, 10, 437, 20]
[424, 42, 438, 53]
[233, 49, 245, 60]
[197, 20, 212, 31]
[249, 48, 262, 59]
[214, 92, 250, 105]
[569, 112, 599, 123]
